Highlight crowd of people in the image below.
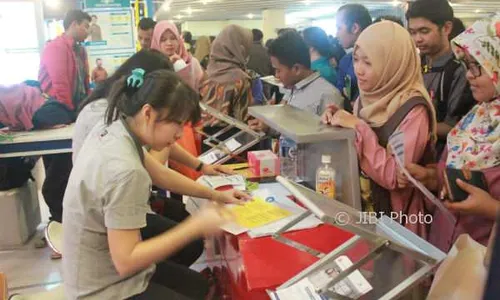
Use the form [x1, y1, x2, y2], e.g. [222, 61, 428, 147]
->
[1, 0, 498, 298]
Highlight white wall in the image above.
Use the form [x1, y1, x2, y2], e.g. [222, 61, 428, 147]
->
[182, 19, 263, 37]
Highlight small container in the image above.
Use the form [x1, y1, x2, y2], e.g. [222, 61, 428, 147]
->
[315, 155, 336, 200]
[248, 150, 280, 177]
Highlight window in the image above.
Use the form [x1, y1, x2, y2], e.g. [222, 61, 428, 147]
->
[0, 1, 42, 84]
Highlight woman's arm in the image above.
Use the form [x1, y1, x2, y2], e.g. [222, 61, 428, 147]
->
[355, 106, 430, 190]
[144, 151, 247, 204]
[151, 144, 234, 175]
[108, 204, 230, 277]
[398, 163, 439, 192]
[169, 143, 199, 170]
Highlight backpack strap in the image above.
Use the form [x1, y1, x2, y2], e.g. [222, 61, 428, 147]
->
[373, 97, 431, 148]
[366, 96, 434, 219]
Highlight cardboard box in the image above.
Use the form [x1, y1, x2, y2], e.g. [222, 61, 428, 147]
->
[248, 150, 279, 177]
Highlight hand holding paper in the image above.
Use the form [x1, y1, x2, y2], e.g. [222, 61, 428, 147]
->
[390, 145, 457, 226]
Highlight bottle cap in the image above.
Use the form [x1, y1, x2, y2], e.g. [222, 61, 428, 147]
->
[321, 155, 331, 164]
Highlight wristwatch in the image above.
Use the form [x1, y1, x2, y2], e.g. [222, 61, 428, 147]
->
[195, 162, 204, 172]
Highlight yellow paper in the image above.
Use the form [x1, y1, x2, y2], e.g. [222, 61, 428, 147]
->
[231, 198, 292, 229]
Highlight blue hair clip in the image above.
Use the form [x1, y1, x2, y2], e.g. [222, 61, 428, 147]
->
[127, 68, 145, 89]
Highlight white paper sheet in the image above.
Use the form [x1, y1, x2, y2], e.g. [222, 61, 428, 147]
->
[248, 189, 322, 238]
[389, 130, 405, 164]
[200, 146, 229, 164]
[261, 75, 284, 88]
[270, 256, 372, 300]
[225, 138, 242, 152]
[390, 145, 457, 226]
[201, 175, 246, 191]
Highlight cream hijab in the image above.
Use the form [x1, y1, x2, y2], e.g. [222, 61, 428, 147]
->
[355, 21, 437, 135]
[194, 36, 211, 62]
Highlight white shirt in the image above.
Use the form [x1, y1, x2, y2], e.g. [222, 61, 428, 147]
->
[63, 119, 154, 300]
[73, 99, 108, 162]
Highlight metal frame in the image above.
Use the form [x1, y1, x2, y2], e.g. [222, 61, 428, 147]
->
[197, 103, 265, 165]
[271, 210, 326, 258]
[269, 176, 446, 300]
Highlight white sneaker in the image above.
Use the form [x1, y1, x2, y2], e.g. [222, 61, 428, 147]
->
[45, 221, 63, 257]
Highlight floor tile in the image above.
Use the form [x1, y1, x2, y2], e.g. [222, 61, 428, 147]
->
[0, 233, 61, 291]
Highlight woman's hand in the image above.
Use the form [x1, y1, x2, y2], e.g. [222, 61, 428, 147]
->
[329, 110, 361, 129]
[190, 203, 235, 236]
[444, 179, 499, 220]
[321, 104, 340, 125]
[202, 164, 235, 175]
[397, 163, 438, 191]
[212, 189, 252, 205]
[169, 54, 182, 63]
[248, 119, 269, 132]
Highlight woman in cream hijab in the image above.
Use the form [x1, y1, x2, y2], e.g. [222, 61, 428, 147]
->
[322, 21, 437, 239]
[194, 36, 211, 70]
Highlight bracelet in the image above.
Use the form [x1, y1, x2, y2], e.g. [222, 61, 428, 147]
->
[195, 162, 204, 172]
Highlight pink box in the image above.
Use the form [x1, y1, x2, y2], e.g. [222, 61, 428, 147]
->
[247, 150, 280, 177]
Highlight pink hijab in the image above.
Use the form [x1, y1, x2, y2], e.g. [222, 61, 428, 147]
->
[151, 21, 192, 64]
[151, 21, 203, 90]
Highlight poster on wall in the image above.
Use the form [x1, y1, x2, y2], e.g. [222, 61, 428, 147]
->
[87, 51, 134, 77]
[85, 0, 129, 9]
[85, 8, 135, 50]
[85, 7, 136, 83]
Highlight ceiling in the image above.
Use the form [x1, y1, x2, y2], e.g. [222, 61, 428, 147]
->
[152, 0, 500, 22]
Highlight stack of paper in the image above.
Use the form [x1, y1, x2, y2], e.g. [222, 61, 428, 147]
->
[200, 175, 246, 190]
[247, 189, 322, 238]
[220, 188, 323, 236]
[269, 256, 372, 300]
[221, 197, 293, 235]
[232, 198, 293, 228]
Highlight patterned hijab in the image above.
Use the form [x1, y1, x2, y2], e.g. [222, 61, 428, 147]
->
[206, 25, 252, 84]
[446, 14, 500, 170]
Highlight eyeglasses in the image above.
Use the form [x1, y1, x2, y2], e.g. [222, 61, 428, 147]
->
[462, 60, 482, 78]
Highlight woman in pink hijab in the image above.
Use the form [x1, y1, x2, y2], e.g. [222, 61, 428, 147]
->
[151, 21, 205, 180]
[151, 21, 204, 91]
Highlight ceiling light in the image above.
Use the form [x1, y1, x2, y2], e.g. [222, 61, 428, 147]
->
[45, 0, 60, 9]
[303, 0, 312, 5]
[392, 0, 401, 7]
[287, 5, 339, 20]
[186, 7, 193, 15]
[175, 14, 183, 19]
[247, 13, 254, 19]
[201, 0, 209, 4]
